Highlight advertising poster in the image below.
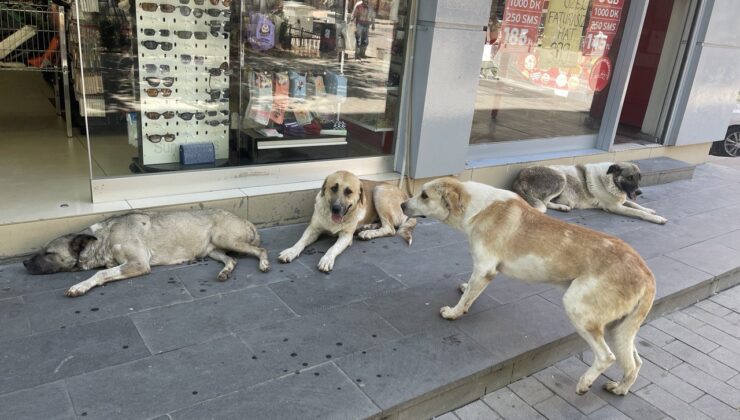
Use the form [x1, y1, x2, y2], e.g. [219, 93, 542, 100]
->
[500, 0, 545, 50]
[538, 0, 589, 69]
[584, 0, 626, 56]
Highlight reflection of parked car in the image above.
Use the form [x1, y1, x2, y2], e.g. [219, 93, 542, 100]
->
[711, 100, 740, 157]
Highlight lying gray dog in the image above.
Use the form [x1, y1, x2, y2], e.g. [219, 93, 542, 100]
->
[23, 209, 270, 297]
[512, 162, 667, 224]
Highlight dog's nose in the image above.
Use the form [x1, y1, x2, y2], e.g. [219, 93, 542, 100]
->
[331, 203, 342, 214]
[635, 188, 642, 196]
[400, 202, 407, 211]
[22, 259, 30, 268]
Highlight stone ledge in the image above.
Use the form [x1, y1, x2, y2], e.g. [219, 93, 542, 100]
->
[631, 157, 695, 187]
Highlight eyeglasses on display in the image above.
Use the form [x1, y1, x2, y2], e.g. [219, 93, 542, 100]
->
[205, 119, 229, 126]
[178, 6, 204, 17]
[145, 111, 176, 120]
[143, 28, 170, 36]
[140, 2, 176, 12]
[144, 88, 173, 97]
[144, 64, 170, 73]
[207, 62, 230, 76]
[141, 40, 174, 51]
[146, 133, 176, 143]
[180, 54, 205, 65]
[177, 111, 206, 121]
[205, 8, 230, 17]
[209, 0, 230, 6]
[174, 30, 208, 40]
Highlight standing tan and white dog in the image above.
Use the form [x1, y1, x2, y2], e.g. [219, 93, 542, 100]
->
[279, 170, 416, 272]
[402, 178, 655, 396]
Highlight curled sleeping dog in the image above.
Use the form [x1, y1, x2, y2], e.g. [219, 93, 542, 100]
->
[23, 209, 270, 296]
[279, 170, 416, 272]
[402, 178, 655, 396]
[512, 162, 667, 224]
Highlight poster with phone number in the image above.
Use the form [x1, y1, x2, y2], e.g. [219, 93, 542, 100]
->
[500, 0, 544, 50]
[584, 0, 625, 57]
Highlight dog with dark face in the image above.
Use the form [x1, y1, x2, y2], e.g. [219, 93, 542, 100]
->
[512, 162, 666, 224]
[24, 209, 270, 296]
[278, 170, 416, 272]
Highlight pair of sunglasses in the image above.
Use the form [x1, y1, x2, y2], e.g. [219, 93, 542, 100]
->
[209, 29, 229, 39]
[178, 6, 203, 17]
[208, 0, 230, 6]
[181, 54, 205, 65]
[179, 0, 205, 4]
[207, 62, 230, 76]
[140, 3, 176, 12]
[174, 30, 208, 40]
[141, 40, 173, 51]
[207, 20, 230, 31]
[144, 64, 170, 73]
[206, 88, 229, 100]
[145, 111, 175, 120]
[178, 111, 206, 121]
[144, 88, 172, 97]
[204, 8, 230, 17]
[147, 133, 176, 143]
[145, 76, 175, 87]
[205, 119, 229, 126]
[206, 110, 229, 116]
[143, 28, 170, 36]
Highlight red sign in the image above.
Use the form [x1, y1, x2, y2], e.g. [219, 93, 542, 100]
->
[584, 0, 625, 56]
[589, 56, 612, 91]
[501, 0, 545, 49]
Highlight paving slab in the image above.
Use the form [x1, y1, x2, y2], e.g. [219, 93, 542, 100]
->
[0, 296, 30, 341]
[335, 326, 494, 411]
[378, 242, 473, 288]
[453, 399, 501, 420]
[169, 363, 379, 420]
[644, 256, 714, 300]
[666, 242, 740, 277]
[0, 263, 94, 299]
[663, 340, 737, 381]
[130, 286, 295, 354]
[482, 387, 545, 420]
[670, 362, 740, 409]
[66, 335, 271, 420]
[237, 302, 402, 376]
[690, 394, 740, 420]
[533, 395, 587, 420]
[635, 383, 712, 420]
[533, 366, 607, 415]
[0, 316, 149, 395]
[0, 381, 75, 420]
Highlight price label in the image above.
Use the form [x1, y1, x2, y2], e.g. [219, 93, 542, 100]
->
[500, 0, 544, 49]
[584, 0, 625, 56]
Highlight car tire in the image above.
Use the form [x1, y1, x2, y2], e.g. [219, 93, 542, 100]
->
[712, 126, 740, 157]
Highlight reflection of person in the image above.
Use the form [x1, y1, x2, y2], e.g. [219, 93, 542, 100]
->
[351, 0, 375, 59]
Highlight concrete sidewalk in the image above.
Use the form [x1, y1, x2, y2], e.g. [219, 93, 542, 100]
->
[440, 285, 740, 420]
[1, 157, 740, 420]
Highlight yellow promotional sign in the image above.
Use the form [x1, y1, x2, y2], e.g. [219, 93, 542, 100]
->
[539, 0, 589, 69]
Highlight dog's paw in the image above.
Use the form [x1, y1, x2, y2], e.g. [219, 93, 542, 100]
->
[440, 306, 461, 320]
[278, 248, 299, 263]
[459, 283, 468, 293]
[653, 215, 668, 225]
[65, 284, 89, 297]
[317, 255, 335, 272]
[217, 270, 231, 282]
[575, 378, 592, 395]
[357, 230, 373, 241]
[603, 381, 629, 396]
[259, 259, 271, 272]
[644, 207, 657, 215]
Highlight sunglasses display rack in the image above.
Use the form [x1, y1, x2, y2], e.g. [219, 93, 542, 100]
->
[134, 0, 231, 166]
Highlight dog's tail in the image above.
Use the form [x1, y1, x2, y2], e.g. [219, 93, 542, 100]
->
[511, 178, 545, 213]
[610, 273, 656, 348]
[398, 216, 417, 246]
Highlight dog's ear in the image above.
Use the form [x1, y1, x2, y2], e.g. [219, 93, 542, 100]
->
[607, 164, 621, 175]
[440, 181, 466, 217]
[320, 178, 328, 196]
[359, 185, 365, 205]
[70, 234, 97, 256]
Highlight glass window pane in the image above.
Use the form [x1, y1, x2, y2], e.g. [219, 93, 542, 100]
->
[471, 0, 629, 144]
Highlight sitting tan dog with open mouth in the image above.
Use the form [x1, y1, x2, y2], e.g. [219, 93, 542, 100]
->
[279, 170, 416, 272]
[402, 178, 655, 396]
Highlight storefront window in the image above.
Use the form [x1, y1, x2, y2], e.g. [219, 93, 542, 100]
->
[470, 0, 629, 144]
[74, 0, 409, 175]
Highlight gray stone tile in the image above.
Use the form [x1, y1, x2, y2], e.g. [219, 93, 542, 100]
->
[637, 324, 675, 347]
[637, 359, 704, 403]
[672, 210, 740, 242]
[666, 311, 705, 330]
[644, 256, 713, 300]
[455, 295, 574, 362]
[663, 340, 737, 381]
[379, 243, 473, 288]
[22, 270, 192, 333]
[363, 275, 498, 335]
[131, 287, 295, 354]
[708, 346, 740, 371]
[0, 296, 30, 341]
[617, 228, 677, 259]
[482, 387, 545, 420]
[633, 157, 694, 173]
[538, 287, 566, 307]
[696, 325, 740, 354]
[670, 363, 740, 409]
[666, 243, 740, 276]
[709, 230, 740, 252]
[269, 263, 404, 315]
[711, 286, 740, 313]
[258, 222, 311, 252]
[691, 394, 740, 420]
[0, 381, 75, 420]
[435, 413, 460, 420]
[568, 212, 646, 236]
[727, 373, 740, 392]
[66, 335, 271, 420]
[587, 405, 631, 420]
[559, 355, 649, 393]
[334, 326, 494, 411]
[635, 384, 712, 420]
[694, 299, 733, 317]
[407, 221, 467, 251]
[0, 316, 149, 394]
[650, 317, 719, 353]
[682, 306, 740, 338]
[291, 235, 414, 273]
[482, 274, 553, 305]
[508, 376, 554, 406]
[635, 336, 683, 370]
[533, 366, 607, 414]
[533, 395, 587, 420]
[170, 363, 379, 420]
[176, 256, 312, 299]
[238, 303, 401, 376]
[0, 263, 95, 299]
[454, 400, 501, 420]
